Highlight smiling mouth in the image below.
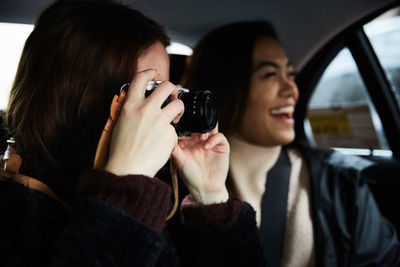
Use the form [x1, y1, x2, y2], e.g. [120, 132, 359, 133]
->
[269, 106, 294, 119]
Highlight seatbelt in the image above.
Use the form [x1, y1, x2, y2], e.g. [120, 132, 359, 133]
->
[259, 147, 291, 267]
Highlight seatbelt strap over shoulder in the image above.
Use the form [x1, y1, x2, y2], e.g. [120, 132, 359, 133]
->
[259, 147, 291, 267]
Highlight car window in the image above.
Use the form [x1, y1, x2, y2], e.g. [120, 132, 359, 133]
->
[305, 48, 390, 155]
[303, 7, 400, 157]
[364, 7, 400, 109]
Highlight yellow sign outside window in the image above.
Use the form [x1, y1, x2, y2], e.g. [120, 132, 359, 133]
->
[308, 114, 351, 136]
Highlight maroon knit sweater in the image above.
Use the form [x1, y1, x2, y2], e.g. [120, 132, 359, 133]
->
[77, 169, 242, 232]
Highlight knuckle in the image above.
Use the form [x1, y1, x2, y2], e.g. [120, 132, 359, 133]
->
[138, 104, 152, 117]
[163, 81, 178, 93]
[166, 124, 177, 139]
[176, 99, 185, 112]
[163, 80, 174, 88]
[122, 102, 134, 114]
[134, 69, 155, 82]
[134, 71, 146, 80]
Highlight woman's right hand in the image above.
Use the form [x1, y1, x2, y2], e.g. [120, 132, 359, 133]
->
[104, 69, 184, 177]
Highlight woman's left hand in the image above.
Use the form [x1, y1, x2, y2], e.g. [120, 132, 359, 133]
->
[171, 126, 230, 205]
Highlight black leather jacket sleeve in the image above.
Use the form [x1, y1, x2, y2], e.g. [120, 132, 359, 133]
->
[297, 143, 400, 266]
[350, 172, 400, 266]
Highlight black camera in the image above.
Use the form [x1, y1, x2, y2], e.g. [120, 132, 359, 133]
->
[145, 81, 217, 135]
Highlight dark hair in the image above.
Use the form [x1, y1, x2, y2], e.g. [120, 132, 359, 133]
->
[6, 0, 170, 201]
[183, 21, 277, 136]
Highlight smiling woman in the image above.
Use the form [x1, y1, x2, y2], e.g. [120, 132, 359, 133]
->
[242, 36, 298, 147]
[184, 20, 400, 266]
[1, 0, 400, 266]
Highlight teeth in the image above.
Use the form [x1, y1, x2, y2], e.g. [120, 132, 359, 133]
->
[270, 106, 294, 115]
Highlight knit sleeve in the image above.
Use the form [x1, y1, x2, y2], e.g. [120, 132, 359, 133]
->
[180, 195, 242, 231]
[170, 197, 265, 267]
[77, 169, 171, 232]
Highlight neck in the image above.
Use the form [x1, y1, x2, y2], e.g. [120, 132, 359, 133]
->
[228, 136, 282, 226]
[229, 136, 282, 172]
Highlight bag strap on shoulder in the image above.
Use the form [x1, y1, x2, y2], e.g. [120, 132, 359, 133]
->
[2, 138, 71, 210]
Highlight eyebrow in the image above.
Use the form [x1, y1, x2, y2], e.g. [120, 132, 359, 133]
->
[253, 60, 293, 72]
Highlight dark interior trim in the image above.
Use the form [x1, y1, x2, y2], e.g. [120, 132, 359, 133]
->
[347, 30, 400, 157]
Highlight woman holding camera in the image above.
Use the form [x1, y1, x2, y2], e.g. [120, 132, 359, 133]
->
[0, 1, 263, 266]
[183, 21, 400, 266]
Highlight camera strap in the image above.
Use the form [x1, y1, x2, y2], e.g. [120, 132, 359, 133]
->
[259, 147, 291, 267]
[93, 87, 127, 170]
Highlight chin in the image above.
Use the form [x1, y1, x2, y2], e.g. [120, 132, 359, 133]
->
[279, 132, 295, 146]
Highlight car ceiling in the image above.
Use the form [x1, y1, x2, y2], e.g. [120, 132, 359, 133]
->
[0, 0, 398, 69]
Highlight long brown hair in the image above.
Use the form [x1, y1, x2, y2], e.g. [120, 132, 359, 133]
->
[6, 0, 170, 201]
[183, 21, 278, 136]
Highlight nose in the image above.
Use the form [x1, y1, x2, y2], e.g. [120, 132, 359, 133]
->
[280, 76, 299, 101]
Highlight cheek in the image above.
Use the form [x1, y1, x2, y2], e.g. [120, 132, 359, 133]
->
[241, 97, 271, 134]
[160, 58, 170, 81]
[159, 50, 170, 81]
[158, 66, 169, 81]
[247, 86, 274, 115]
[244, 78, 277, 122]
[249, 77, 277, 99]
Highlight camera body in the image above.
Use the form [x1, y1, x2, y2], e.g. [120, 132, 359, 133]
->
[145, 80, 189, 99]
[145, 81, 217, 135]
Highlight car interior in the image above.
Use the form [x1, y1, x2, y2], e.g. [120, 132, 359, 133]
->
[1, 0, 399, 232]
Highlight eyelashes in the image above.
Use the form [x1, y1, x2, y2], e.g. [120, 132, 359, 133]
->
[261, 71, 297, 79]
[262, 72, 276, 78]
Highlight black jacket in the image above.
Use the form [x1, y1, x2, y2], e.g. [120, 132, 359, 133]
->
[296, 143, 400, 266]
[0, 170, 264, 267]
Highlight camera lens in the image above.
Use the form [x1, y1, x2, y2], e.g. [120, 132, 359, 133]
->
[176, 90, 217, 134]
[143, 81, 218, 135]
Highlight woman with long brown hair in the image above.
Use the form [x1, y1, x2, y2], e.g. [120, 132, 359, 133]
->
[0, 1, 263, 266]
[184, 21, 400, 266]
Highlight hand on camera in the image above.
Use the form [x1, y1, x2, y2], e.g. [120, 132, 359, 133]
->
[171, 125, 230, 205]
[105, 69, 183, 177]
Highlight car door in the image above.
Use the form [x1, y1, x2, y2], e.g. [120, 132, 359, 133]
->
[294, 4, 400, 231]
